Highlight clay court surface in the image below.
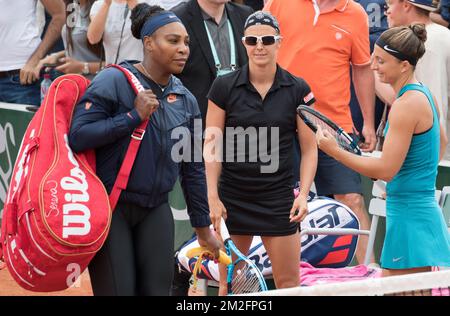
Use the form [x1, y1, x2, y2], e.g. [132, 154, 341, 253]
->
[0, 266, 93, 296]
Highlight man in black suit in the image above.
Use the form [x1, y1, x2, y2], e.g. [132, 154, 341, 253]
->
[232, 0, 264, 11]
[172, 0, 253, 125]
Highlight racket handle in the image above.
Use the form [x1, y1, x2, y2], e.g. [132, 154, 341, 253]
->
[186, 247, 232, 265]
[220, 217, 231, 241]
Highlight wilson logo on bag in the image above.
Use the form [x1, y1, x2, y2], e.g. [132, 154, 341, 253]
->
[0, 66, 146, 292]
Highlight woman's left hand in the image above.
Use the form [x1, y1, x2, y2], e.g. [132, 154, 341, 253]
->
[55, 57, 84, 74]
[316, 125, 339, 157]
[290, 194, 308, 222]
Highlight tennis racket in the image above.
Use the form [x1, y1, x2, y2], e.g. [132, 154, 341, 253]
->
[297, 105, 362, 155]
[220, 218, 268, 295]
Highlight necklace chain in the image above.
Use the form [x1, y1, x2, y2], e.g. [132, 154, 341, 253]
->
[138, 63, 166, 92]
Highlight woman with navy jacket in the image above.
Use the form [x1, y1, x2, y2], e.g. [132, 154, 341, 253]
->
[69, 3, 220, 296]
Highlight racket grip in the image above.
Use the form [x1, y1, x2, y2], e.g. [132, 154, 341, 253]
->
[220, 217, 231, 241]
[186, 247, 232, 265]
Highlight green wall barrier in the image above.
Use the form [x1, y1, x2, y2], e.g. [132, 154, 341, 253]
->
[169, 180, 195, 249]
[0, 104, 34, 219]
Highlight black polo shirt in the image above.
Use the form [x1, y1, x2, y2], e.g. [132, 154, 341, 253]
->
[207, 64, 315, 198]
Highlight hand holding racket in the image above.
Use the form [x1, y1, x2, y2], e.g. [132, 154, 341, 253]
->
[208, 196, 228, 234]
[297, 105, 362, 155]
[316, 125, 342, 156]
[220, 218, 268, 294]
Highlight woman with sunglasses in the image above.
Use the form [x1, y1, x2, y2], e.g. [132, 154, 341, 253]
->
[317, 24, 450, 276]
[204, 11, 317, 293]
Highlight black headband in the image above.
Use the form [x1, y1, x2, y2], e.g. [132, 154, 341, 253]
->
[375, 38, 418, 66]
[244, 11, 280, 34]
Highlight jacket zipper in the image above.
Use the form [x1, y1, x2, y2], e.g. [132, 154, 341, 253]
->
[152, 102, 166, 203]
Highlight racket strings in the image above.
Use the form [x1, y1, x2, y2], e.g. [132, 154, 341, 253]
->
[233, 270, 259, 292]
[231, 263, 264, 294]
[303, 112, 355, 152]
[233, 275, 260, 293]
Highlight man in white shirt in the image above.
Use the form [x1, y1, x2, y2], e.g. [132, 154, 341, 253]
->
[380, 0, 450, 159]
[0, 0, 65, 106]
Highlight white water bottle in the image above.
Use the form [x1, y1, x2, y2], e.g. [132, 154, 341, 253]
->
[40, 72, 52, 103]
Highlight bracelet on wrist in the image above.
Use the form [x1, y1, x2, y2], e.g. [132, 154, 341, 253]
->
[82, 62, 90, 75]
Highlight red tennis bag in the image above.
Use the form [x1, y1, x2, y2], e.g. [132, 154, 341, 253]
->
[0, 66, 146, 292]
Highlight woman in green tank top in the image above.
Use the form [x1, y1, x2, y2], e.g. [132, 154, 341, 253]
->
[316, 24, 450, 277]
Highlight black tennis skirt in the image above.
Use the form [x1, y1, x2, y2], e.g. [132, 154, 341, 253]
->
[219, 189, 299, 236]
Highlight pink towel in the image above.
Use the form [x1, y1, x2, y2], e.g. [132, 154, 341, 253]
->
[300, 263, 448, 296]
[300, 262, 381, 286]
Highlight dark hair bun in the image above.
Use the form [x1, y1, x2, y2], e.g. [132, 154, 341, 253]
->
[130, 3, 164, 39]
[409, 23, 427, 43]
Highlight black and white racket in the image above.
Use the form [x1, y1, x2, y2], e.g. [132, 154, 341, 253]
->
[297, 105, 362, 155]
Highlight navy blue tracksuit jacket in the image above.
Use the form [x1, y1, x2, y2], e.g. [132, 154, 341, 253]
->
[69, 61, 210, 228]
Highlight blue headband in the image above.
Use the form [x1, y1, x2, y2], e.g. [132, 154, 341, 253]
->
[140, 11, 182, 40]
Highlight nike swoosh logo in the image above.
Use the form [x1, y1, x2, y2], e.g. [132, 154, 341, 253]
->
[393, 257, 403, 262]
[384, 45, 398, 53]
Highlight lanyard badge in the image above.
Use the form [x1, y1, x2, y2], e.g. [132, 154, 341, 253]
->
[204, 20, 237, 77]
